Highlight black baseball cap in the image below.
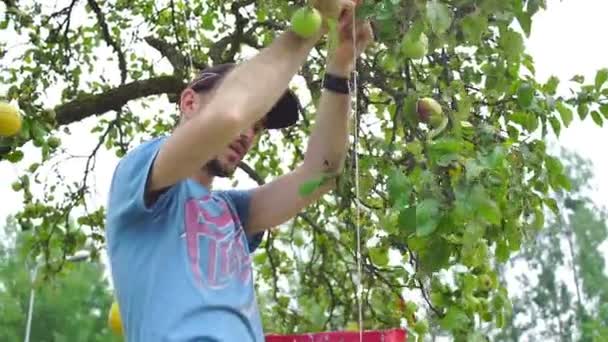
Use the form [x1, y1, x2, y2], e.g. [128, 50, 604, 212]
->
[187, 63, 302, 129]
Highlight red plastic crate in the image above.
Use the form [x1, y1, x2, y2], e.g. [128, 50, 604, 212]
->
[265, 329, 407, 342]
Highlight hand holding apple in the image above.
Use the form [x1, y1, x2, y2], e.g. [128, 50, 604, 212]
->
[326, 1, 374, 77]
[311, 0, 356, 21]
[290, 0, 361, 41]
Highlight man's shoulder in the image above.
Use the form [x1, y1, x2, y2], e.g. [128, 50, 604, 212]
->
[120, 136, 167, 162]
[111, 136, 168, 178]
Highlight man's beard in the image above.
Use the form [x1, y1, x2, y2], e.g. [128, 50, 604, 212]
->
[205, 158, 234, 178]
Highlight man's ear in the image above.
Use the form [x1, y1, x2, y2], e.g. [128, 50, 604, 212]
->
[179, 88, 200, 121]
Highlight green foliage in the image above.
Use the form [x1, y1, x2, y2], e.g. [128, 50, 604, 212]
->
[0, 217, 119, 342]
[1, 0, 607, 340]
[493, 150, 608, 341]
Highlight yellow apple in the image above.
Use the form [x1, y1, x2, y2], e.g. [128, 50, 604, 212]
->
[108, 301, 124, 336]
[0, 101, 22, 137]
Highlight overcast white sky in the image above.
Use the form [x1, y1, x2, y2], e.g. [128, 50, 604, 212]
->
[1, 0, 607, 337]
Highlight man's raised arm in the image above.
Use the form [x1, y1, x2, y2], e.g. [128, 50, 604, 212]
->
[148, 28, 323, 193]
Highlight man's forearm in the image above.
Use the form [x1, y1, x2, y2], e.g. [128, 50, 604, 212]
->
[207, 30, 322, 127]
[303, 65, 352, 175]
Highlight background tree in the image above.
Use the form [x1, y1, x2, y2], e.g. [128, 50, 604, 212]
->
[489, 149, 608, 342]
[1, 0, 608, 340]
[0, 216, 120, 342]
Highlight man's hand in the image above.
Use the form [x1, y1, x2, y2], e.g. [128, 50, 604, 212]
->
[312, 0, 357, 21]
[326, 1, 374, 76]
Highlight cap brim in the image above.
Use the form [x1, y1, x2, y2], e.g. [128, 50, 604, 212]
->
[264, 90, 301, 129]
[189, 63, 301, 130]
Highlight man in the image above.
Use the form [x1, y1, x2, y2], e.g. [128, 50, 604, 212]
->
[104, 0, 373, 341]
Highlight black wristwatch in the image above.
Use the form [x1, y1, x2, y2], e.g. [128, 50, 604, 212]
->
[323, 73, 354, 94]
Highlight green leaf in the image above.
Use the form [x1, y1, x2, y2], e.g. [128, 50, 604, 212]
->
[557, 173, 572, 191]
[464, 159, 484, 181]
[387, 167, 411, 207]
[355, 2, 375, 19]
[544, 76, 560, 95]
[298, 175, 326, 196]
[467, 331, 488, 342]
[461, 13, 487, 44]
[496, 239, 510, 262]
[549, 116, 561, 137]
[440, 306, 470, 331]
[578, 103, 589, 120]
[595, 68, 608, 90]
[544, 198, 559, 215]
[426, 0, 452, 34]
[517, 83, 534, 109]
[600, 104, 608, 119]
[471, 185, 501, 225]
[591, 110, 603, 127]
[398, 206, 416, 234]
[416, 198, 441, 237]
[556, 101, 573, 127]
[511, 111, 538, 132]
[418, 236, 451, 273]
[462, 222, 485, 251]
[532, 208, 545, 230]
[516, 11, 532, 37]
[545, 155, 563, 175]
[499, 29, 524, 61]
[369, 246, 389, 267]
[571, 75, 585, 83]
[429, 138, 464, 155]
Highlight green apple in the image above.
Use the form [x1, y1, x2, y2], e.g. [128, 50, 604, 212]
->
[291, 7, 322, 39]
[401, 32, 428, 59]
[416, 97, 444, 127]
[413, 320, 429, 335]
[478, 274, 494, 291]
[47, 136, 61, 149]
[11, 181, 22, 192]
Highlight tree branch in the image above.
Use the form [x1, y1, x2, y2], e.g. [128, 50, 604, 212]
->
[55, 76, 185, 125]
[0, 76, 185, 160]
[145, 36, 193, 77]
[2, 0, 17, 11]
[86, 0, 128, 84]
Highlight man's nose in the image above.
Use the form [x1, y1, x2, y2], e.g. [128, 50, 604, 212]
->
[240, 128, 254, 144]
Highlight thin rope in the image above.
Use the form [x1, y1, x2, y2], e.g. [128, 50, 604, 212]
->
[180, 2, 363, 339]
[350, 8, 363, 342]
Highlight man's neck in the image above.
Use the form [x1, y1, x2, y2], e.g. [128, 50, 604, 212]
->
[192, 169, 214, 189]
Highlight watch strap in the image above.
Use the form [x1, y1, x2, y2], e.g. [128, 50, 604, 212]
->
[322, 73, 353, 94]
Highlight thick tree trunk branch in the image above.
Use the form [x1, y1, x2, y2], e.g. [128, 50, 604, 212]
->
[55, 76, 185, 125]
[145, 36, 190, 75]
[0, 75, 185, 160]
[2, 0, 16, 9]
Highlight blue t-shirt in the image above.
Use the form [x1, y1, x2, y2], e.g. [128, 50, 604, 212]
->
[105, 136, 265, 342]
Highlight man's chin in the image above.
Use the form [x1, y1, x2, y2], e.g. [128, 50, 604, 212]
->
[205, 159, 236, 178]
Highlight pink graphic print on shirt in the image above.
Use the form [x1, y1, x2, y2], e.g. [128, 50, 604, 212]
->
[184, 195, 252, 289]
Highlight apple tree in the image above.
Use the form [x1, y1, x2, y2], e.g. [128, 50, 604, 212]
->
[1, 0, 608, 340]
[493, 150, 608, 341]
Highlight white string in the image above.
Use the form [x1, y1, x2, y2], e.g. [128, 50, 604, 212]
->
[350, 8, 363, 342]
[180, 1, 363, 339]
